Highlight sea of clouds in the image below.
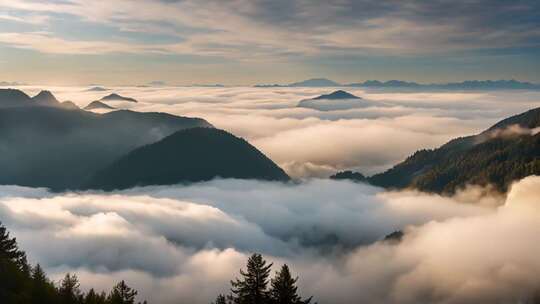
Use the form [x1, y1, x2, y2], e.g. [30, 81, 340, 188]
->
[14, 85, 540, 177]
[0, 177, 539, 304]
[1, 86, 540, 303]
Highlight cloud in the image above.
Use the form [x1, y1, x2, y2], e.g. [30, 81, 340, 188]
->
[0, 32, 170, 55]
[0, 13, 49, 25]
[487, 124, 540, 138]
[1, 176, 540, 303]
[1, 0, 539, 59]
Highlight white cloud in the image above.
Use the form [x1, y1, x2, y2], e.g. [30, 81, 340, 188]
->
[0, 13, 49, 24]
[1, 176, 540, 303]
[1, 1, 538, 58]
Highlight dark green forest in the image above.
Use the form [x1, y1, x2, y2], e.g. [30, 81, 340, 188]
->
[333, 107, 540, 194]
[0, 222, 144, 304]
[1, 222, 314, 304]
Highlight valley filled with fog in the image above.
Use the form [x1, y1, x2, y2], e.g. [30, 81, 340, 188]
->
[1, 86, 540, 303]
[15, 86, 540, 177]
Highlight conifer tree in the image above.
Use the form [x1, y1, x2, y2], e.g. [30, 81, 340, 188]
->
[84, 288, 107, 304]
[230, 253, 273, 304]
[0, 222, 28, 304]
[0, 222, 26, 269]
[0, 222, 141, 304]
[108, 280, 138, 304]
[269, 265, 312, 304]
[59, 273, 83, 304]
[30, 264, 57, 304]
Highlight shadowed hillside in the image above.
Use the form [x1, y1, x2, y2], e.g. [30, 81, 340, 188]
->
[86, 128, 290, 190]
[333, 107, 540, 194]
[0, 89, 212, 190]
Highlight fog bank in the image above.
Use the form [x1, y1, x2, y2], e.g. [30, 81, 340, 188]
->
[1, 177, 539, 303]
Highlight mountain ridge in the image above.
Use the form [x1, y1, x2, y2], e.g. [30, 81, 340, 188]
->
[85, 100, 116, 110]
[332, 107, 540, 193]
[100, 93, 138, 102]
[0, 89, 213, 190]
[255, 79, 540, 90]
[85, 127, 290, 190]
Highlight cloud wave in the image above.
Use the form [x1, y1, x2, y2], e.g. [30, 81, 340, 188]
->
[1, 176, 539, 303]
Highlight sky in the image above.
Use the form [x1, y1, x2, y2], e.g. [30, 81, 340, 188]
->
[2, 2, 540, 302]
[1, 0, 540, 85]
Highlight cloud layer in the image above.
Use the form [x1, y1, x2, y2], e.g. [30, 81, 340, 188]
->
[14, 86, 540, 177]
[1, 0, 539, 58]
[1, 176, 539, 303]
[1, 1, 539, 85]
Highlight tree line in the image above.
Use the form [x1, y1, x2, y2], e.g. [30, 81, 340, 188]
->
[1, 221, 314, 304]
[0, 222, 144, 304]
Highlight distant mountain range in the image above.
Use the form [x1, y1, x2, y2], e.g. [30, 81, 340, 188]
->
[85, 128, 289, 190]
[0, 89, 213, 190]
[0, 89, 78, 110]
[332, 107, 540, 194]
[289, 78, 341, 87]
[256, 78, 540, 90]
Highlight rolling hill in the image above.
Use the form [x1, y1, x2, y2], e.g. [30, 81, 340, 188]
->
[85, 128, 290, 190]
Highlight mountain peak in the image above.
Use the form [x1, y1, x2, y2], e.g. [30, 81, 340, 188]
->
[60, 101, 79, 110]
[32, 90, 59, 105]
[86, 86, 108, 92]
[313, 90, 360, 100]
[0, 88, 33, 107]
[100, 93, 138, 102]
[85, 127, 289, 190]
[84, 100, 116, 110]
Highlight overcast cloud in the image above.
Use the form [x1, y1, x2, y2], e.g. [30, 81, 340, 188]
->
[1, 0, 539, 58]
[1, 1, 539, 84]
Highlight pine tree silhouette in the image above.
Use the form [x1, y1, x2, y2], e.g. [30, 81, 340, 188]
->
[108, 280, 138, 304]
[0, 222, 27, 269]
[230, 253, 273, 304]
[269, 265, 312, 304]
[84, 288, 107, 304]
[30, 264, 57, 304]
[59, 273, 82, 304]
